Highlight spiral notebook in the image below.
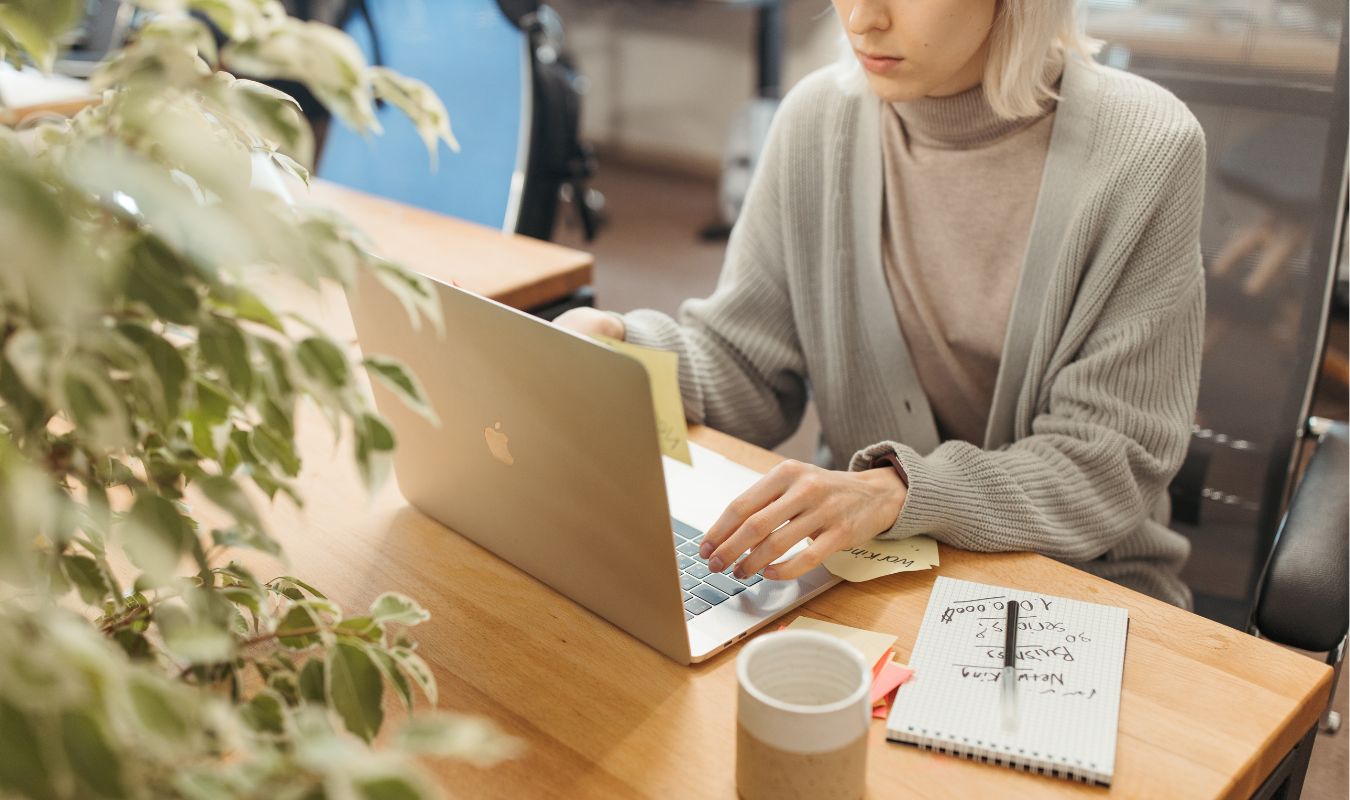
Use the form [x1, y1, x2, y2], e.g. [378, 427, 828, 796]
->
[886, 577, 1130, 785]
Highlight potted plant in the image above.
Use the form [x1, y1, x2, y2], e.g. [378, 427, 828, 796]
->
[0, 2, 518, 797]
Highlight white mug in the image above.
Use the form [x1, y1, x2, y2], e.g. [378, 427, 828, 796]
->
[736, 630, 871, 800]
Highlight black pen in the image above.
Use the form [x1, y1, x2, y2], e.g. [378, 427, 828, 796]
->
[1001, 600, 1019, 730]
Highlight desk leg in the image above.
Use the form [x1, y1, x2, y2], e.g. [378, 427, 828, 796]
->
[1251, 723, 1318, 800]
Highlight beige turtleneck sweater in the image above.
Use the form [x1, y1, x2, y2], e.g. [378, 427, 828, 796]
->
[882, 84, 1057, 444]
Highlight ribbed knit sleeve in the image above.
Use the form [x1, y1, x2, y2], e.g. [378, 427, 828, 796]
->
[619, 104, 808, 450]
[851, 123, 1207, 563]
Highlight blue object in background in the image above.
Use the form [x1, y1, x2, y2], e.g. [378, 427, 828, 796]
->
[318, 0, 530, 232]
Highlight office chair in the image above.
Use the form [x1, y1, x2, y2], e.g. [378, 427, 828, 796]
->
[315, 0, 598, 319]
[1086, 1, 1348, 628]
[1246, 418, 1347, 800]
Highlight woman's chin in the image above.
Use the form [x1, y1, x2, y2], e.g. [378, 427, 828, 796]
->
[860, 72, 932, 104]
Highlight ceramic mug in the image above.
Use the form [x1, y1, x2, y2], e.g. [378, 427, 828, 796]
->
[736, 630, 871, 800]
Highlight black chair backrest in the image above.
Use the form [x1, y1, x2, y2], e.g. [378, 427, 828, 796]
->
[1251, 421, 1349, 652]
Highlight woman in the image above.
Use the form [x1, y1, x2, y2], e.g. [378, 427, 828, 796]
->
[557, 0, 1205, 606]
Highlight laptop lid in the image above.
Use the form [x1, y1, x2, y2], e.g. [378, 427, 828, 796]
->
[349, 272, 692, 663]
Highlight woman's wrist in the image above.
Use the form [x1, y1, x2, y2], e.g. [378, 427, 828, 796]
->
[859, 466, 908, 534]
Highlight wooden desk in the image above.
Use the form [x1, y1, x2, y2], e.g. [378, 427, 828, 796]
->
[307, 179, 592, 311]
[238, 280, 1331, 799]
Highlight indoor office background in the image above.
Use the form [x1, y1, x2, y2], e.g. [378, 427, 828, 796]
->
[15, 0, 1343, 795]
[346, 0, 1347, 792]
[307, 0, 1347, 790]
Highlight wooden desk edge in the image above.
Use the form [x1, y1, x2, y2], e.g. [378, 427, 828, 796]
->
[1, 95, 99, 127]
[307, 179, 594, 311]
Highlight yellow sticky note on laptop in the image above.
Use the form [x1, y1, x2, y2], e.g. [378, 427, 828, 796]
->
[823, 535, 939, 583]
[594, 335, 691, 465]
[786, 616, 897, 669]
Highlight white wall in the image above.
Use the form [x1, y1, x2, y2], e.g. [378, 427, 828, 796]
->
[550, 0, 845, 173]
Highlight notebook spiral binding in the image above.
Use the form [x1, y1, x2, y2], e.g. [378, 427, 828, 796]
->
[885, 731, 1109, 787]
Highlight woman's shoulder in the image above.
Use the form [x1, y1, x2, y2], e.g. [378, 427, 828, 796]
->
[772, 60, 872, 139]
[1078, 59, 1206, 167]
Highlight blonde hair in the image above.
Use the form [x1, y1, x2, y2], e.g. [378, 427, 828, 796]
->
[984, 0, 1102, 119]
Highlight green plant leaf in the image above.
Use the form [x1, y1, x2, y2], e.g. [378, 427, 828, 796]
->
[128, 673, 193, 743]
[0, 0, 83, 71]
[210, 525, 282, 557]
[3, 328, 47, 396]
[267, 669, 300, 705]
[335, 615, 381, 642]
[117, 323, 188, 419]
[221, 585, 261, 626]
[362, 355, 438, 425]
[357, 776, 427, 800]
[389, 646, 436, 707]
[370, 647, 412, 712]
[369, 66, 458, 165]
[60, 554, 112, 605]
[328, 640, 383, 742]
[60, 363, 131, 451]
[0, 351, 47, 435]
[393, 712, 524, 767]
[298, 658, 325, 703]
[354, 413, 395, 489]
[123, 492, 192, 581]
[219, 286, 285, 333]
[359, 413, 395, 452]
[196, 474, 262, 532]
[110, 629, 152, 661]
[0, 700, 53, 799]
[241, 688, 286, 735]
[270, 149, 311, 186]
[186, 378, 232, 459]
[369, 592, 429, 628]
[250, 425, 301, 477]
[272, 575, 327, 600]
[371, 261, 443, 336]
[276, 604, 322, 650]
[198, 317, 253, 400]
[60, 709, 126, 798]
[124, 235, 200, 325]
[231, 78, 309, 158]
[160, 615, 234, 664]
[296, 336, 349, 389]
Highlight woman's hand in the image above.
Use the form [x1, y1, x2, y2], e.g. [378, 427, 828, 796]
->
[698, 460, 907, 581]
[553, 307, 625, 340]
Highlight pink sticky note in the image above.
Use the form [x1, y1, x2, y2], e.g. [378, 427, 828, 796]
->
[872, 703, 889, 719]
[869, 662, 914, 706]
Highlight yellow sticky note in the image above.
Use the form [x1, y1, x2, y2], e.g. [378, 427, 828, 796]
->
[594, 335, 691, 465]
[785, 617, 896, 668]
[822, 535, 939, 583]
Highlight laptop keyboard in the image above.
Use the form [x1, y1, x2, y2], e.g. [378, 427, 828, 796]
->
[673, 517, 764, 620]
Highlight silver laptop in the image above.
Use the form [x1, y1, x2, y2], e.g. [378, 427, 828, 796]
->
[348, 272, 840, 663]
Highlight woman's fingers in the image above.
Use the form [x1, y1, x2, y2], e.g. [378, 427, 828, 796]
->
[735, 513, 826, 578]
[699, 461, 803, 559]
[762, 533, 840, 581]
[707, 494, 811, 574]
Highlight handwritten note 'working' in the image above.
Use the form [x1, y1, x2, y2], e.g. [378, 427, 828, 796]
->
[823, 535, 938, 582]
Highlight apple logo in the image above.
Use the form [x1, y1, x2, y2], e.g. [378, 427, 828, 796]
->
[484, 422, 514, 466]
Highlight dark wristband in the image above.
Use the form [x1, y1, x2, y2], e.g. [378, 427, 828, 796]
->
[871, 451, 910, 488]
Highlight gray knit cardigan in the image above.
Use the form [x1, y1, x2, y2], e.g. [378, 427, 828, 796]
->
[620, 55, 1206, 607]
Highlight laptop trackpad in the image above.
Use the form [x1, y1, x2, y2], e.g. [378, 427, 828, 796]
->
[687, 565, 839, 658]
